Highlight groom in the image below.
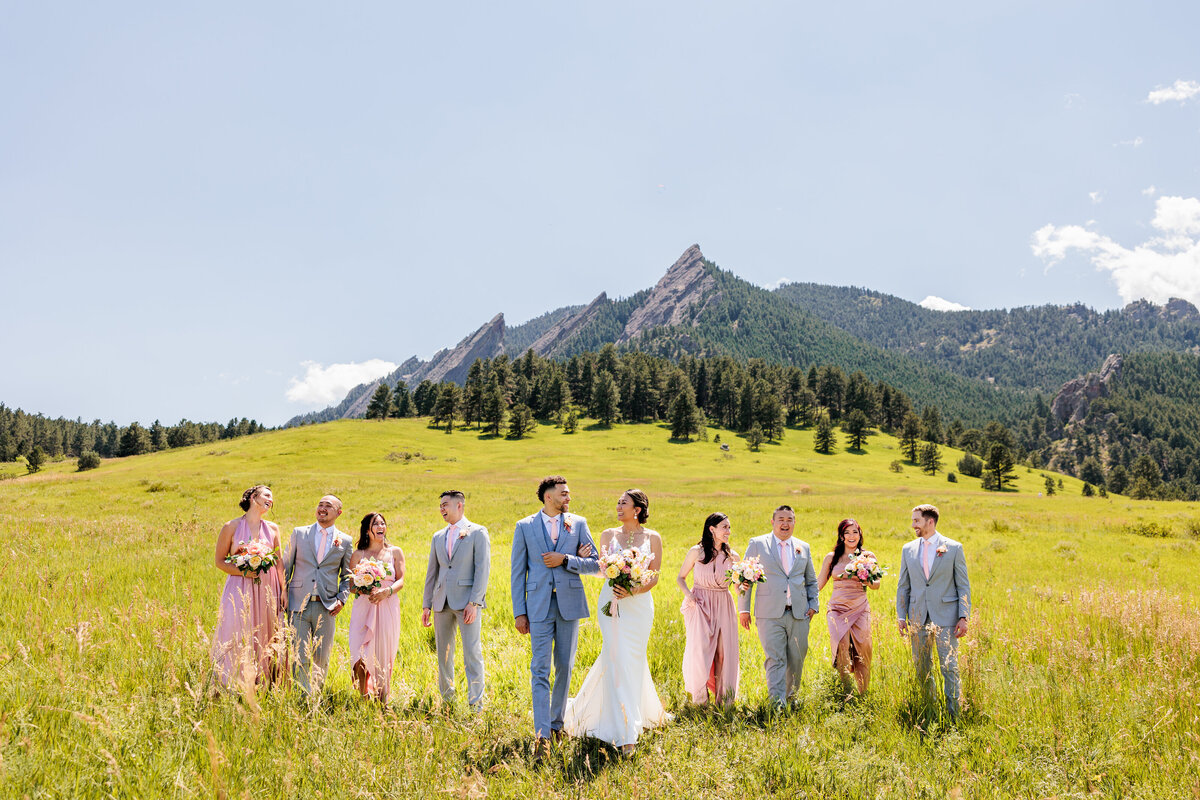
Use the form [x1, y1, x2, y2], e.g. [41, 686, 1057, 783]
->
[511, 475, 599, 748]
[283, 494, 353, 696]
[896, 503, 971, 718]
[738, 505, 819, 707]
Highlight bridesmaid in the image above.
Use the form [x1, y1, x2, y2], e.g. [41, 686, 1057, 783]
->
[211, 485, 286, 688]
[347, 512, 406, 702]
[676, 512, 740, 706]
[817, 518, 880, 695]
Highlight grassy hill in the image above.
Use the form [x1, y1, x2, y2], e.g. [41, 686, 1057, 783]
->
[2, 419, 1196, 798]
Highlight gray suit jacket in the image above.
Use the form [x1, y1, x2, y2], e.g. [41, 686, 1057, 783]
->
[283, 523, 353, 612]
[510, 512, 599, 622]
[737, 533, 820, 619]
[895, 533, 970, 628]
[422, 518, 490, 612]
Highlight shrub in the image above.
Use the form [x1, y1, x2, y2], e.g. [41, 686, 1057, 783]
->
[957, 453, 983, 478]
[1081, 482, 1095, 497]
[1124, 521, 1172, 538]
[947, 472, 957, 483]
[888, 460, 903, 473]
[77, 451, 101, 471]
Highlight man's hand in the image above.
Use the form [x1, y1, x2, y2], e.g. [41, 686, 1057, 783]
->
[463, 603, 478, 625]
[542, 551, 567, 568]
[898, 619, 908, 635]
[739, 611, 751, 631]
[954, 618, 968, 638]
[514, 614, 529, 635]
[577, 542, 593, 558]
[330, 601, 344, 617]
[805, 608, 817, 620]
[421, 608, 432, 628]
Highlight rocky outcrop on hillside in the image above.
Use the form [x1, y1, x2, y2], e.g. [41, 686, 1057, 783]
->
[617, 244, 716, 342]
[1123, 298, 1200, 323]
[407, 313, 506, 386]
[529, 293, 608, 357]
[1051, 353, 1123, 425]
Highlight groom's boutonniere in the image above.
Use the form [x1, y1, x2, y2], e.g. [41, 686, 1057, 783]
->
[936, 544, 948, 557]
[562, 515, 573, 533]
[457, 525, 470, 540]
[330, 534, 343, 549]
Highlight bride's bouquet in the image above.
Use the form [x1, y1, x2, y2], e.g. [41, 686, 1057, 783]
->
[599, 547, 657, 617]
[225, 540, 279, 584]
[841, 551, 885, 589]
[350, 558, 393, 596]
[726, 556, 766, 594]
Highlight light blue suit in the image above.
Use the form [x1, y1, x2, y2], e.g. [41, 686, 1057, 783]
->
[510, 511, 599, 737]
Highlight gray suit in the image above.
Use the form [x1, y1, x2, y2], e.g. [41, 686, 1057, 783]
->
[738, 533, 820, 705]
[510, 511, 599, 737]
[895, 532, 971, 717]
[283, 523, 353, 694]
[422, 518, 490, 707]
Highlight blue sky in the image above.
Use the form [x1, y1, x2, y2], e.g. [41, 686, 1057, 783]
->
[3, 2, 1198, 426]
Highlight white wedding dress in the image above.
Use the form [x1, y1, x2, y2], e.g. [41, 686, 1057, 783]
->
[563, 540, 671, 747]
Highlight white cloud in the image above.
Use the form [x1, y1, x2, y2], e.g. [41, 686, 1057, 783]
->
[286, 359, 397, 406]
[765, 277, 795, 290]
[1115, 136, 1144, 148]
[1142, 185, 1157, 196]
[1147, 79, 1200, 105]
[1089, 191, 1104, 204]
[1032, 195, 1200, 307]
[919, 295, 971, 312]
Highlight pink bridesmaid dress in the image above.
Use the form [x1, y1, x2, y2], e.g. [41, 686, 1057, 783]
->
[826, 570, 873, 690]
[347, 550, 402, 699]
[681, 552, 740, 704]
[212, 517, 285, 687]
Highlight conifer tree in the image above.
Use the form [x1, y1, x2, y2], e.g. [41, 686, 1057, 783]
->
[668, 383, 704, 441]
[507, 403, 535, 439]
[432, 383, 461, 432]
[843, 409, 869, 451]
[481, 378, 505, 435]
[983, 444, 1017, 491]
[919, 442, 943, 475]
[592, 372, 620, 427]
[366, 383, 392, 420]
[814, 413, 836, 454]
[900, 413, 922, 462]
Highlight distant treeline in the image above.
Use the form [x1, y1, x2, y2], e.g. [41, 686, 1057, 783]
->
[0, 405, 267, 470]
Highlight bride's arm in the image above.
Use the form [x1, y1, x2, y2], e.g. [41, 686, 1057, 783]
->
[635, 532, 664, 594]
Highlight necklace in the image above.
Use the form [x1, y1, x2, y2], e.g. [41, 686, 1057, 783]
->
[615, 526, 647, 550]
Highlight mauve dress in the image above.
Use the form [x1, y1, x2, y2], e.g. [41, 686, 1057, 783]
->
[826, 570, 873, 683]
[347, 549, 402, 698]
[211, 517, 285, 687]
[681, 552, 740, 703]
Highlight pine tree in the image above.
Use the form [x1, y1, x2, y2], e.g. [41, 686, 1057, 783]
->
[463, 360, 486, 427]
[668, 383, 704, 441]
[507, 403, 535, 439]
[365, 383, 392, 420]
[26, 446, 45, 473]
[391, 382, 414, 417]
[118, 423, 151, 457]
[843, 409, 869, 451]
[149, 420, 168, 451]
[900, 413, 922, 462]
[562, 406, 579, 434]
[592, 372, 620, 427]
[746, 424, 765, 452]
[432, 383, 461, 432]
[481, 378, 505, 435]
[919, 442, 942, 475]
[413, 380, 437, 416]
[983, 444, 1017, 491]
[921, 406, 944, 444]
[754, 380, 785, 441]
[814, 413, 836, 454]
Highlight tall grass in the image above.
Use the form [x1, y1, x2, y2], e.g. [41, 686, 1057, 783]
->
[1, 419, 1197, 798]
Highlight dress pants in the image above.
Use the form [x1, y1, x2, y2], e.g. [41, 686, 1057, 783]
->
[433, 607, 486, 708]
[290, 597, 335, 695]
[911, 622, 961, 717]
[528, 592, 578, 737]
[756, 608, 810, 705]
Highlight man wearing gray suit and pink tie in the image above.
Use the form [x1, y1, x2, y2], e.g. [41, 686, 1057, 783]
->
[895, 503, 971, 719]
[422, 490, 490, 711]
[737, 505, 820, 707]
[283, 494, 354, 696]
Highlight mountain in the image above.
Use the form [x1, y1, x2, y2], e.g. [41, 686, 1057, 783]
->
[772, 283, 1200, 392]
[288, 244, 1198, 432]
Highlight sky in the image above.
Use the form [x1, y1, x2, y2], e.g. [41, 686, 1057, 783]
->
[3, 2, 1199, 427]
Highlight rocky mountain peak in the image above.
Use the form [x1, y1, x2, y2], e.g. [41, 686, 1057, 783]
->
[530, 292, 608, 358]
[618, 244, 716, 342]
[1051, 353, 1123, 425]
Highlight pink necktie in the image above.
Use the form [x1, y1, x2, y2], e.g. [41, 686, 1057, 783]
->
[447, 524, 457, 558]
[318, 528, 329, 561]
[550, 517, 559, 545]
[922, 540, 932, 580]
[780, 541, 792, 604]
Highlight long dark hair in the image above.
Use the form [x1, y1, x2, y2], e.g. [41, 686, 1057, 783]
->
[826, 518, 865, 580]
[357, 512, 387, 551]
[699, 512, 731, 565]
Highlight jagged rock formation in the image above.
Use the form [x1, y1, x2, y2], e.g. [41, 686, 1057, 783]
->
[406, 313, 506, 386]
[618, 244, 716, 342]
[530, 293, 608, 357]
[1051, 353, 1123, 425]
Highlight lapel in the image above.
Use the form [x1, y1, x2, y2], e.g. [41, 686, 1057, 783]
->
[554, 515, 571, 554]
[308, 523, 322, 562]
[926, 535, 946, 582]
[762, 534, 784, 573]
[434, 529, 448, 567]
[448, 521, 471, 564]
[318, 526, 342, 566]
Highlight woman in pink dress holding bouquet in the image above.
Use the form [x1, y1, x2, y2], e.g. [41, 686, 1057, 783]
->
[211, 485, 286, 688]
[817, 518, 881, 695]
[676, 512, 741, 706]
[347, 512, 406, 702]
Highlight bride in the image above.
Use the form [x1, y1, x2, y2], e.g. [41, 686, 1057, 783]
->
[564, 489, 671, 754]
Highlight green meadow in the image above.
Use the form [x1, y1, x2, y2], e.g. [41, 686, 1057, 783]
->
[2, 419, 1197, 799]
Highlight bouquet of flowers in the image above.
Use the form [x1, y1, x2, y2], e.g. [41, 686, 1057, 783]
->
[599, 547, 657, 617]
[225, 540, 279, 584]
[841, 551, 886, 589]
[350, 558, 393, 596]
[725, 556, 766, 594]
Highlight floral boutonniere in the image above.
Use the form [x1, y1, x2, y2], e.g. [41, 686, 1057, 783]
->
[562, 515, 573, 534]
[330, 534, 344, 550]
[457, 525, 470, 540]
[935, 544, 948, 557]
